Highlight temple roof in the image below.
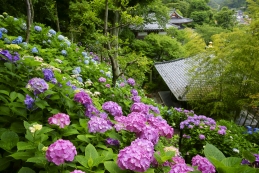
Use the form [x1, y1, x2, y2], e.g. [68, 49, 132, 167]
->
[169, 9, 193, 24]
[154, 58, 209, 101]
[129, 23, 179, 31]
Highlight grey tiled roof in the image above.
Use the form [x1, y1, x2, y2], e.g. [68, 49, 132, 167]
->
[169, 18, 193, 24]
[155, 58, 203, 101]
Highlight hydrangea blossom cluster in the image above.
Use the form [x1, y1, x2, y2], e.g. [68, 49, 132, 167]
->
[98, 77, 106, 83]
[137, 125, 159, 144]
[131, 89, 138, 96]
[49, 29, 56, 35]
[192, 155, 216, 173]
[70, 170, 85, 173]
[88, 116, 113, 133]
[0, 50, 20, 62]
[61, 50, 67, 56]
[46, 139, 77, 165]
[217, 125, 227, 135]
[132, 95, 141, 102]
[117, 138, 154, 172]
[31, 47, 39, 54]
[26, 77, 49, 95]
[0, 30, 2, 39]
[163, 156, 185, 167]
[130, 102, 149, 114]
[0, 28, 7, 34]
[106, 138, 120, 146]
[127, 78, 135, 86]
[149, 105, 160, 114]
[199, 134, 205, 140]
[169, 163, 194, 173]
[74, 91, 93, 107]
[34, 26, 42, 32]
[42, 68, 55, 82]
[48, 113, 70, 128]
[58, 35, 65, 41]
[180, 115, 216, 129]
[85, 104, 99, 117]
[11, 36, 23, 44]
[102, 101, 123, 117]
[147, 116, 174, 138]
[24, 94, 35, 109]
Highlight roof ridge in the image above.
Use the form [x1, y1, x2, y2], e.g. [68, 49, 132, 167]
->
[154, 58, 185, 65]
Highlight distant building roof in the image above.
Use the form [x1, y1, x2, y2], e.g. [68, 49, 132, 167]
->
[130, 23, 179, 31]
[169, 9, 193, 24]
[154, 58, 209, 101]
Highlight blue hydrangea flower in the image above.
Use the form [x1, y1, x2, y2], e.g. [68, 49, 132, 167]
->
[43, 40, 46, 44]
[24, 94, 35, 109]
[82, 52, 87, 57]
[0, 28, 7, 34]
[47, 39, 51, 43]
[61, 50, 67, 56]
[31, 47, 39, 54]
[34, 26, 42, 32]
[0, 31, 2, 39]
[49, 29, 56, 35]
[58, 35, 64, 41]
[65, 40, 71, 46]
[12, 36, 23, 44]
[91, 59, 96, 63]
[77, 77, 83, 83]
[42, 68, 55, 81]
[100, 70, 104, 74]
[84, 60, 89, 65]
[14, 18, 18, 21]
[72, 69, 79, 74]
[75, 67, 81, 73]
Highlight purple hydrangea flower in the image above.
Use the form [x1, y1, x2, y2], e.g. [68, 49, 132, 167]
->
[88, 116, 113, 133]
[26, 78, 49, 95]
[85, 104, 100, 118]
[46, 139, 77, 165]
[24, 94, 34, 109]
[74, 91, 92, 107]
[105, 84, 110, 88]
[169, 163, 194, 173]
[98, 77, 106, 83]
[137, 125, 159, 144]
[192, 155, 216, 173]
[127, 78, 135, 86]
[183, 134, 191, 139]
[124, 112, 147, 133]
[130, 102, 149, 114]
[218, 129, 226, 135]
[119, 82, 125, 87]
[48, 113, 70, 128]
[0, 50, 20, 62]
[132, 96, 141, 102]
[117, 138, 154, 172]
[199, 134, 205, 140]
[42, 69, 55, 82]
[147, 116, 174, 138]
[102, 101, 123, 117]
[70, 170, 85, 173]
[131, 89, 138, 96]
[106, 138, 120, 146]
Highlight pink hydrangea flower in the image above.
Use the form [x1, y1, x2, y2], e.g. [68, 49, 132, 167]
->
[124, 112, 147, 133]
[169, 163, 194, 173]
[74, 91, 92, 106]
[163, 156, 185, 167]
[48, 113, 70, 128]
[70, 170, 85, 173]
[137, 125, 159, 144]
[98, 77, 106, 83]
[147, 116, 174, 138]
[192, 155, 216, 173]
[130, 102, 149, 114]
[46, 139, 77, 165]
[88, 116, 113, 133]
[117, 138, 154, 172]
[127, 78, 135, 86]
[102, 101, 123, 117]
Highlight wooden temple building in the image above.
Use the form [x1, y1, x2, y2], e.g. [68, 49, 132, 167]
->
[130, 9, 193, 39]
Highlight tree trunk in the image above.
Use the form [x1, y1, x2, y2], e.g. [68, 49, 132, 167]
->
[25, 0, 31, 43]
[29, 0, 34, 24]
[104, 0, 108, 37]
[55, 1, 60, 32]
